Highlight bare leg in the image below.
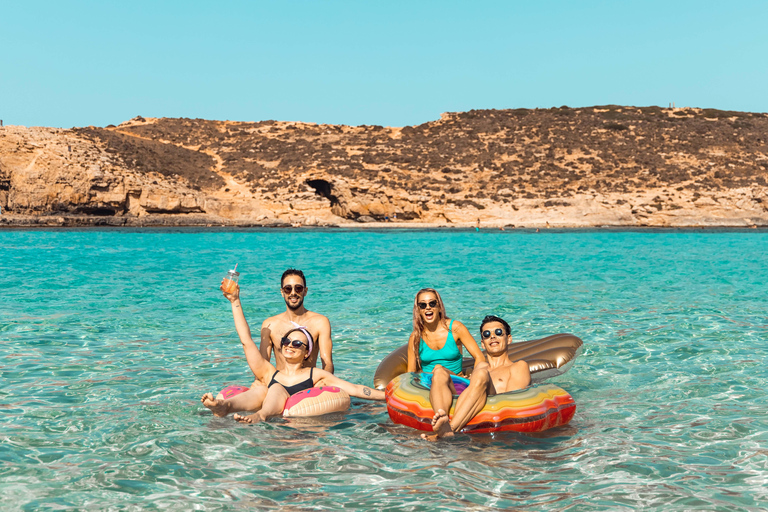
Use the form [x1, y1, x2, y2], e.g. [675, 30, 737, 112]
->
[421, 365, 456, 441]
[234, 384, 289, 424]
[422, 364, 491, 441]
[448, 364, 490, 434]
[201, 385, 268, 417]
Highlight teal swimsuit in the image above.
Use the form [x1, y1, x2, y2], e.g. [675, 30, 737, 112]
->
[419, 319, 463, 374]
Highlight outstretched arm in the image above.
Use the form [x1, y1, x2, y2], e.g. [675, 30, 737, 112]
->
[316, 316, 334, 374]
[454, 321, 485, 368]
[314, 369, 385, 400]
[221, 282, 274, 382]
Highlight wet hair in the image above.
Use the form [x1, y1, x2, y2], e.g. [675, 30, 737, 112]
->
[281, 268, 306, 287]
[480, 315, 511, 337]
[410, 288, 448, 368]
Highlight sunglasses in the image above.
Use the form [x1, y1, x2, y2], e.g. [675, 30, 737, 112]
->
[282, 284, 305, 294]
[418, 300, 438, 310]
[482, 328, 506, 339]
[280, 337, 308, 350]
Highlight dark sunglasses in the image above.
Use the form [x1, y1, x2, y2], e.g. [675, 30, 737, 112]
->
[280, 337, 308, 350]
[282, 284, 305, 294]
[482, 328, 505, 339]
[418, 300, 438, 310]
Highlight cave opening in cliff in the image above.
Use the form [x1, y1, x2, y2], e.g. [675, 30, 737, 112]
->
[306, 179, 340, 206]
[74, 206, 118, 216]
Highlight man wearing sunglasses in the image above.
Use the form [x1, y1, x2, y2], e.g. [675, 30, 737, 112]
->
[425, 315, 530, 440]
[259, 268, 335, 374]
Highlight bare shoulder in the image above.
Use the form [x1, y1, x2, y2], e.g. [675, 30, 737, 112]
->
[261, 312, 284, 328]
[313, 367, 333, 383]
[509, 360, 531, 383]
[451, 319, 470, 333]
[511, 360, 529, 373]
[305, 311, 330, 327]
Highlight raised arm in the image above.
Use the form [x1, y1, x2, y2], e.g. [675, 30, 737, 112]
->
[221, 283, 274, 382]
[407, 331, 420, 373]
[314, 369, 385, 400]
[454, 320, 485, 368]
[316, 315, 334, 374]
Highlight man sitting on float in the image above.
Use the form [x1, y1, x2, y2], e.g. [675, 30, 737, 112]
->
[423, 315, 531, 440]
[201, 282, 384, 422]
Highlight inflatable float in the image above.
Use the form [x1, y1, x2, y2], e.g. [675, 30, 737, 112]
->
[218, 384, 350, 417]
[378, 333, 582, 434]
[386, 373, 576, 434]
[373, 333, 583, 389]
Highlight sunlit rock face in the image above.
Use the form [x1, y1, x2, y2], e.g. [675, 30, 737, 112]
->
[2, 107, 767, 227]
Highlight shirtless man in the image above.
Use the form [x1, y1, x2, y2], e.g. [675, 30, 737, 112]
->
[424, 315, 531, 440]
[200, 268, 334, 417]
[260, 269, 334, 374]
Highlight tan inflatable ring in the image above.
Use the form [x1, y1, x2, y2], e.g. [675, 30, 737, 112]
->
[373, 333, 583, 390]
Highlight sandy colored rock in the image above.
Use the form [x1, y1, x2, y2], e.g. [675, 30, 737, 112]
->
[1, 107, 767, 227]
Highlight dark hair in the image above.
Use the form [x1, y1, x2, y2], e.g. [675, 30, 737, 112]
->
[480, 315, 511, 336]
[281, 268, 306, 287]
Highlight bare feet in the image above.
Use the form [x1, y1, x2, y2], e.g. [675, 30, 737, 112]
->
[233, 412, 262, 424]
[201, 392, 231, 417]
[420, 409, 454, 441]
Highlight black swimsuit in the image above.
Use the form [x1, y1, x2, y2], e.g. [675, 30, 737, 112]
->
[268, 368, 314, 395]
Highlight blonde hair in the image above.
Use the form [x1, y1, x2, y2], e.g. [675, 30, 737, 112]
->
[411, 288, 449, 368]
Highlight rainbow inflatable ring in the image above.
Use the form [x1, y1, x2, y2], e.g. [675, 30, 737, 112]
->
[385, 373, 576, 434]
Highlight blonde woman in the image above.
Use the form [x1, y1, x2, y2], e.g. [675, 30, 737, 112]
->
[406, 288, 488, 440]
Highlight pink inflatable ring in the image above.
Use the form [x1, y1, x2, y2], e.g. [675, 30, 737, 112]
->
[217, 384, 350, 417]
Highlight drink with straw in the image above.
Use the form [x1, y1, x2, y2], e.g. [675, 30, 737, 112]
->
[222, 264, 239, 294]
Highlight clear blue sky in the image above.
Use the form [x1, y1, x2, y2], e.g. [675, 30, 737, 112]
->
[3, 1, 767, 128]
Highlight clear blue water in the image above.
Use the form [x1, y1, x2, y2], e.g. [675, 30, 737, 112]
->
[1, 228, 767, 510]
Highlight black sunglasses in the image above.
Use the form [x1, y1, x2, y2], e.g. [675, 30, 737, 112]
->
[418, 300, 438, 310]
[281, 337, 308, 350]
[481, 328, 505, 339]
[282, 284, 305, 294]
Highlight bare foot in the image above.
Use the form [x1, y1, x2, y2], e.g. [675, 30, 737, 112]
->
[201, 392, 230, 417]
[420, 409, 454, 441]
[233, 412, 261, 424]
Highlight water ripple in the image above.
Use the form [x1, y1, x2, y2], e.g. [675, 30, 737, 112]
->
[1, 229, 767, 510]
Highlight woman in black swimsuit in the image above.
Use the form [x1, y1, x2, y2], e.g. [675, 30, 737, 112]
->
[217, 284, 385, 424]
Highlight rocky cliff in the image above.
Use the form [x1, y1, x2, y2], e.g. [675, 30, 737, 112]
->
[1, 106, 767, 227]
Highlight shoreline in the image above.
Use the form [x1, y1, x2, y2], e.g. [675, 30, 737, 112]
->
[0, 214, 764, 231]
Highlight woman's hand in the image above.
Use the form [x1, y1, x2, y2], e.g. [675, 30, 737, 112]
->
[221, 280, 240, 303]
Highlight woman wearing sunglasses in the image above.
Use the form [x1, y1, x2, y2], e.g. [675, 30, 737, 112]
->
[205, 283, 384, 424]
[406, 288, 488, 440]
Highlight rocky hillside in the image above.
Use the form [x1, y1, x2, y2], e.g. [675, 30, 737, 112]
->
[1, 106, 767, 227]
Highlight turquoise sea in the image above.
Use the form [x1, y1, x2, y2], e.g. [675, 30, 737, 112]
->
[1, 228, 767, 510]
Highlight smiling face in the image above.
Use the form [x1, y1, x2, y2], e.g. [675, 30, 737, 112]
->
[280, 330, 310, 360]
[480, 320, 511, 355]
[416, 291, 440, 325]
[281, 274, 307, 311]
